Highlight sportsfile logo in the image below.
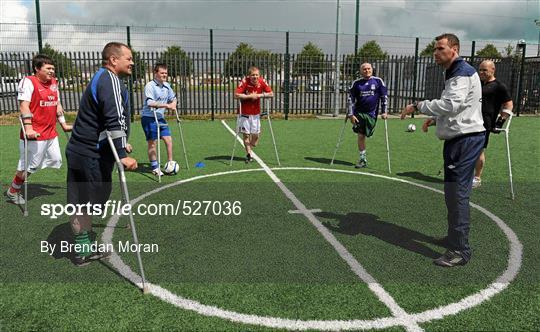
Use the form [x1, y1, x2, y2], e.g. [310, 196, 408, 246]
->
[41, 200, 242, 219]
[41, 201, 131, 219]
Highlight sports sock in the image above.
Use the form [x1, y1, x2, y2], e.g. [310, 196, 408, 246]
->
[9, 175, 25, 194]
[150, 160, 159, 170]
[359, 150, 366, 159]
[74, 231, 91, 257]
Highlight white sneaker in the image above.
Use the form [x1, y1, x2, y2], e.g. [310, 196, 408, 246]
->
[152, 168, 164, 177]
[472, 177, 481, 189]
[6, 189, 25, 205]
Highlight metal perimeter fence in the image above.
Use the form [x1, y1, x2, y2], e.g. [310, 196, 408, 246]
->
[1, 23, 539, 118]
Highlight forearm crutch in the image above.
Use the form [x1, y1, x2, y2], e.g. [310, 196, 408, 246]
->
[384, 117, 392, 174]
[18, 116, 29, 217]
[173, 107, 189, 170]
[229, 101, 242, 166]
[264, 98, 281, 166]
[330, 115, 348, 165]
[152, 109, 161, 183]
[496, 113, 515, 200]
[106, 131, 149, 294]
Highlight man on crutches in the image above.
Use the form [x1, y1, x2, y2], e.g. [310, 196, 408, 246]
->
[233, 66, 274, 163]
[348, 63, 388, 169]
[141, 63, 177, 178]
[473, 60, 513, 190]
[6, 54, 72, 209]
[66, 42, 137, 266]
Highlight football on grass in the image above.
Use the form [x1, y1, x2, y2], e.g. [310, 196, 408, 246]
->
[407, 124, 416, 132]
[163, 161, 179, 175]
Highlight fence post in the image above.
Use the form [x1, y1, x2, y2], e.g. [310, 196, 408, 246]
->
[412, 37, 419, 119]
[516, 42, 527, 116]
[354, 0, 359, 55]
[35, 0, 43, 52]
[126, 26, 135, 122]
[210, 29, 215, 121]
[470, 40, 476, 64]
[284, 31, 290, 120]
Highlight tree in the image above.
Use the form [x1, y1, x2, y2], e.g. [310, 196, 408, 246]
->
[358, 40, 388, 60]
[476, 44, 502, 58]
[0, 62, 17, 77]
[503, 43, 515, 57]
[158, 45, 193, 80]
[223, 43, 279, 78]
[420, 40, 436, 56]
[342, 40, 388, 78]
[41, 43, 78, 79]
[292, 42, 329, 76]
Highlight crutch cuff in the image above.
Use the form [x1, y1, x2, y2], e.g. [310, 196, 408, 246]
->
[501, 109, 513, 116]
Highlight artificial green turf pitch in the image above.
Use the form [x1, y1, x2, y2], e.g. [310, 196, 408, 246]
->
[1, 117, 539, 331]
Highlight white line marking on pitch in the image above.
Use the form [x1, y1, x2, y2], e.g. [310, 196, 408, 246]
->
[102, 167, 523, 329]
[221, 120, 423, 332]
[289, 208, 321, 214]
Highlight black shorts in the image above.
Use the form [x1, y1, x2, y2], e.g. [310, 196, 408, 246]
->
[483, 131, 491, 149]
[66, 150, 114, 206]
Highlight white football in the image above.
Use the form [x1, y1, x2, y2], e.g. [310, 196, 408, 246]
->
[163, 161, 179, 175]
[407, 124, 416, 132]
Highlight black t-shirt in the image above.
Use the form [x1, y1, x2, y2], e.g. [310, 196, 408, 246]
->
[481, 79, 512, 130]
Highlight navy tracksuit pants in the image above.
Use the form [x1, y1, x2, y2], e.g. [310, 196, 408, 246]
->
[443, 131, 485, 262]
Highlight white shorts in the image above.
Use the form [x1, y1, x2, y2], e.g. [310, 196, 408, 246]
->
[17, 136, 62, 173]
[237, 114, 261, 134]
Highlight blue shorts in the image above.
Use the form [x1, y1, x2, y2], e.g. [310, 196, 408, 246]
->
[141, 116, 171, 141]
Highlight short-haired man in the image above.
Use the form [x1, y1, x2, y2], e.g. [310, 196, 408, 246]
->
[348, 63, 388, 168]
[6, 54, 72, 205]
[66, 42, 137, 266]
[401, 33, 485, 267]
[140, 63, 177, 176]
[473, 60, 513, 188]
[234, 66, 274, 163]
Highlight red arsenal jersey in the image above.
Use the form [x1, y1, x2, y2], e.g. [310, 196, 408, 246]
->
[235, 77, 272, 115]
[18, 76, 59, 140]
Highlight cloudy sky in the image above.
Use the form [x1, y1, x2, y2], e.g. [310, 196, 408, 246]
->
[1, 0, 538, 54]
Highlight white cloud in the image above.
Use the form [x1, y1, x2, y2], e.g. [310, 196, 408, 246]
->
[0, 0, 32, 52]
[0, 0, 29, 23]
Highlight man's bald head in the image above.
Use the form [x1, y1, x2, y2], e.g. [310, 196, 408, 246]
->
[478, 60, 496, 83]
[480, 60, 495, 70]
[360, 63, 373, 79]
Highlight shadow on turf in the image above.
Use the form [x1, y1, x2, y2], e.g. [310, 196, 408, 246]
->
[316, 211, 443, 259]
[205, 155, 246, 165]
[26, 183, 63, 200]
[396, 171, 443, 184]
[5, 183, 63, 215]
[305, 157, 354, 166]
